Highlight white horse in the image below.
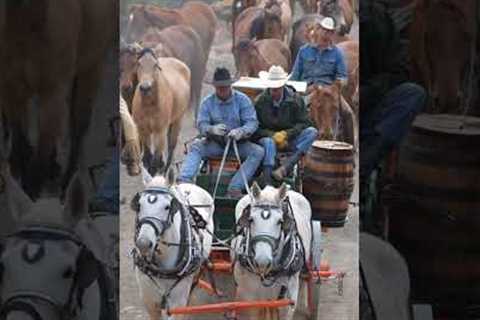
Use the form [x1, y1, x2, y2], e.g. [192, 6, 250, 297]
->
[0, 161, 112, 320]
[132, 168, 215, 319]
[232, 182, 312, 320]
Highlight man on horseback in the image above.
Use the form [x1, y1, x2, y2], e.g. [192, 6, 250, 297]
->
[253, 66, 318, 184]
[290, 16, 348, 101]
[178, 67, 264, 198]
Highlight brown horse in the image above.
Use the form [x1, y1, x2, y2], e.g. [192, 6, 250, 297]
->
[236, 38, 291, 77]
[290, 14, 351, 60]
[133, 25, 206, 117]
[0, 0, 116, 198]
[233, 6, 284, 68]
[409, 0, 478, 114]
[309, 84, 356, 146]
[317, 0, 354, 35]
[337, 40, 359, 115]
[125, 2, 217, 57]
[257, 0, 292, 42]
[131, 49, 190, 176]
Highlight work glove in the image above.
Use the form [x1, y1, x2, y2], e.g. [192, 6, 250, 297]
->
[208, 124, 227, 136]
[272, 130, 288, 149]
[227, 128, 245, 141]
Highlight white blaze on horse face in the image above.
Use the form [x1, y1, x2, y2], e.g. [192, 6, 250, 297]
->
[0, 239, 81, 320]
[250, 208, 283, 273]
[136, 193, 172, 256]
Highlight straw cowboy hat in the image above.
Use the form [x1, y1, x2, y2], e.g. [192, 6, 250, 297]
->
[258, 65, 290, 88]
[319, 16, 336, 31]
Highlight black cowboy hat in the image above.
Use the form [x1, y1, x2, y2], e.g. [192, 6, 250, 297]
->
[211, 67, 237, 86]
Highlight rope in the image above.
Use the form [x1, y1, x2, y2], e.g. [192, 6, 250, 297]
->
[212, 138, 232, 199]
[231, 139, 254, 201]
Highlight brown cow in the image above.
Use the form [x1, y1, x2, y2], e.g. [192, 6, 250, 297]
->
[0, 0, 116, 198]
[132, 49, 190, 176]
[290, 14, 350, 60]
[236, 38, 291, 77]
[233, 6, 284, 68]
[137, 25, 206, 117]
[409, 0, 478, 114]
[125, 2, 217, 57]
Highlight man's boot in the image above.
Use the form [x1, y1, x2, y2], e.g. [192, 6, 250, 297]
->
[272, 150, 303, 181]
[262, 165, 273, 186]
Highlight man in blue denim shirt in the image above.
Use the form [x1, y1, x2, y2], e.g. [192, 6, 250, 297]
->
[290, 16, 348, 90]
[178, 68, 264, 198]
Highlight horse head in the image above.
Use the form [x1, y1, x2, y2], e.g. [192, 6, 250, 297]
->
[263, 7, 284, 40]
[0, 161, 100, 320]
[310, 83, 342, 139]
[131, 168, 183, 263]
[120, 42, 142, 96]
[136, 47, 161, 98]
[237, 182, 295, 276]
[423, 0, 474, 113]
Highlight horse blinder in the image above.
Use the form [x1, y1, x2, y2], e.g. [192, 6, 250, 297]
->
[131, 192, 141, 212]
[237, 205, 251, 232]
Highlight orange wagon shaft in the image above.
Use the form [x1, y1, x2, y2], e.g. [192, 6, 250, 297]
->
[168, 299, 294, 315]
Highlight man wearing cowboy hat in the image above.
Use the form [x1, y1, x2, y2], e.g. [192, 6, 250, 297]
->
[254, 66, 318, 183]
[290, 16, 348, 95]
[178, 67, 264, 198]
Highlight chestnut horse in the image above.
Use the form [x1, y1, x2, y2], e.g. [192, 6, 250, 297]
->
[0, 0, 116, 198]
[233, 6, 284, 68]
[235, 38, 291, 77]
[129, 25, 207, 117]
[290, 14, 350, 60]
[125, 2, 217, 57]
[131, 49, 190, 176]
[409, 0, 478, 114]
[309, 84, 356, 147]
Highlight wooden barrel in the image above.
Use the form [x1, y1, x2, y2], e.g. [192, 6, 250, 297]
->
[388, 114, 480, 310]
[303, 140, 354, 227]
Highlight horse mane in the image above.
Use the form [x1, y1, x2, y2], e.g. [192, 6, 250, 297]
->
[250, 12, 266, 38]
[20, 198, 72, 230]
[147, 176, 168, 189]
[138, 47, 157, 60]
[255, 185, 281, 204]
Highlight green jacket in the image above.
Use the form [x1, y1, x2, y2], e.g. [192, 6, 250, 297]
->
[253, 86, 312, 141]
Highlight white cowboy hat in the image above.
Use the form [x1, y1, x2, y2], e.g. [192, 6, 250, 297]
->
[258, 65, 290, 88]
[319, 16, 336, 31]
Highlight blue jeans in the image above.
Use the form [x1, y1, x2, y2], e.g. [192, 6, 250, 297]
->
[178, 138, 264, 191]
[92, 147, 119, 214]
[258, 127, 318, 167]
[360, 83, 426, 180]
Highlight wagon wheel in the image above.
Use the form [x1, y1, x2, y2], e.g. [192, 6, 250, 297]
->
[308, 220, 322, 319]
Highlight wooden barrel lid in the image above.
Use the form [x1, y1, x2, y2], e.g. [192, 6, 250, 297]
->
[312, 140, 353, 151]
[413, 114, 480, 136]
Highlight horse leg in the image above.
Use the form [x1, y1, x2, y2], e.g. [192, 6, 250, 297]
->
[63, 62, 103, 194]
[165, 119, 182, 173]
[34, 84, 71, 197]
[152, 130, 167, 175]
[2, 95, 32, 191]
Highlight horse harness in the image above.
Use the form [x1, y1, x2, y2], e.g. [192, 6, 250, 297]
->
[130, 186, 209, 308]
[0, 226, 112, 320]
[236, 197, 306, 287]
